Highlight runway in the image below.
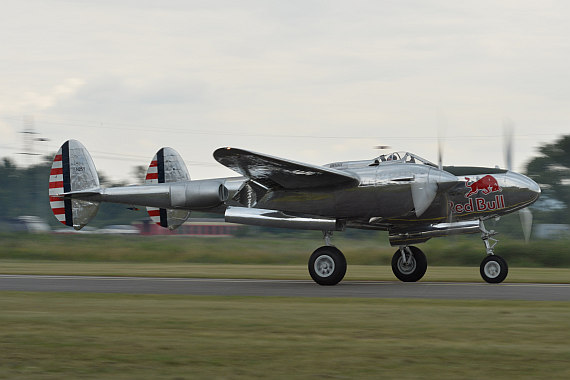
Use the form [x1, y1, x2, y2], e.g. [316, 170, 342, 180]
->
[0, 275, 569, 300]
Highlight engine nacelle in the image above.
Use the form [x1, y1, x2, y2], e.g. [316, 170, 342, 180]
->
[170, 180, 229, 209]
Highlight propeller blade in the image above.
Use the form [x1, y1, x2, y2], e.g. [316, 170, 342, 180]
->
[437, 140, 443, 171]
[519, 207, 533, 243]
[503, 119, 514, 171]
[436, 111, 447, 171]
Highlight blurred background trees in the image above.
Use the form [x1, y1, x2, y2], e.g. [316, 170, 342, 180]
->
[525, 135, 570, 224]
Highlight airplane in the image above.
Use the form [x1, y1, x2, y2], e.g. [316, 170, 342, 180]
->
[48, 140, 540, 285]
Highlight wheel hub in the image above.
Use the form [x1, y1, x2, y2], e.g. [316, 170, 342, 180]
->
[314, 255, 335, 278]
[483, 261, 500, 278]
[397, 256, 416, 275]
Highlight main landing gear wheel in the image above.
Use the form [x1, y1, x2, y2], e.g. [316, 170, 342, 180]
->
[391, 246, 427, 282]
[308, 246, 347, 286]
[480, 255, 508, 283]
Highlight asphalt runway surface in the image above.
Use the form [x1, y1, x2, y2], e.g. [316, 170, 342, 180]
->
[1, 275, 569, 301]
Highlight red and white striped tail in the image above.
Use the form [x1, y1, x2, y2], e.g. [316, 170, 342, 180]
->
[49, 149, 68, 226]
[48, 140, 100, 230]
[145, 147, 191, 230]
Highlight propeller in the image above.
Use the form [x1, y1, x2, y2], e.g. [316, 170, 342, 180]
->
[503, 119, 533, 242]
[437, 138, 443, 171]
[436, 112, 453, 224]
[503, 118, 514, 171]
[437, 111, 447, 171]
[519, 208, 533, 243]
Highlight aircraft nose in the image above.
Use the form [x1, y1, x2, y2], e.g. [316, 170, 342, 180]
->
[528, 176, 541, 195]
[505, 171, 541, 207]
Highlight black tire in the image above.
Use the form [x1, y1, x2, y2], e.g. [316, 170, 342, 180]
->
[391, 246, 427, 282]
[480, 255, 508, 283]
[308, 246, 347, 286]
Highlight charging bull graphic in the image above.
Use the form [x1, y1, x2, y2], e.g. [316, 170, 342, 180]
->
[464, 175, 502, 198]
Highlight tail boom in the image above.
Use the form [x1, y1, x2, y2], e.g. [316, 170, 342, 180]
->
[69, 181, 229, 211]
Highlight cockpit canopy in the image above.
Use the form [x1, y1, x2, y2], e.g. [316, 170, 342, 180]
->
[371, 152, 437, 167]
[325, 152, 438, 170]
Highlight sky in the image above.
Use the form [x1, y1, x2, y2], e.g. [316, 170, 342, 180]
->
[1, 0, 569, 183]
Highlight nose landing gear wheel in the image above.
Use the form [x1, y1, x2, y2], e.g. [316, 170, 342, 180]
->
[480, 255, 508, 283]
[308, 246, 347, 286]
[391, 246, 427, 282]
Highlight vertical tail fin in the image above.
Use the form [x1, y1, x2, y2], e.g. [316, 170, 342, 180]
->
[145, 147, 191, 230]
[49, 140, 101, 230]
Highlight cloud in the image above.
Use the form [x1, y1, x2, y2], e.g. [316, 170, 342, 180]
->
[1, 1, 568, 178]
[18, 78, 85, 112]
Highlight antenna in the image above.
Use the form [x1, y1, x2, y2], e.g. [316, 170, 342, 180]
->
[18, 115, 40, 166]
[18, 115, 50, 166]
[17, 115, 50, 218]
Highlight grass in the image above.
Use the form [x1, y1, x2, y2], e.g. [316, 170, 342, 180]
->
[1, 233, 569, 283]
[1, 233, 570, 267]
[1, 234, 568, 378]
[1, 261, 570, 283]
[0, 292, 568, 379]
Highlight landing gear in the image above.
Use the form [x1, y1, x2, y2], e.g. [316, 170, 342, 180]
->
[308, 246, 347, 286]
[308, 231, 347, 286]
[480, 255, 508, 283]
[479, 220, 508, 284]
[391, 246, 427, 282]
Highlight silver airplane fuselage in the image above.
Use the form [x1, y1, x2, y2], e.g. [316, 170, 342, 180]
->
[90, 158, 540, 230]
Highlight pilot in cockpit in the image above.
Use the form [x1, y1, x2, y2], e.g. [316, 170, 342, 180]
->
[386, 153, 399, 161]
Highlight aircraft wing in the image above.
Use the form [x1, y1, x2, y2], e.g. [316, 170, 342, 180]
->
[213, 147, 360, 189]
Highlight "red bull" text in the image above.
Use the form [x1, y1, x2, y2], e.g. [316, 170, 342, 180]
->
[448, 194, 505, 214]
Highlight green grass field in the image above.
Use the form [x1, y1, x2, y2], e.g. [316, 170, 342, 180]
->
[1, 233, 570, 268]
[1, 292, 569, 379]
[0, 235, 570, 379]
[1, 233, 569, 283]
[1, 261, 570, 283]
[1, 234, 569, 378]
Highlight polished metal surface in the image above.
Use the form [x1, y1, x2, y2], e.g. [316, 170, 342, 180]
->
[70, 180, 230, 211]
[144, 146, 192, 229]
[213, 147, 359, 189]
[49, 140, 101, 230]
[169, 180, 229, 209]
[388, 220, 480, 245]
[225, 206, 342, 231]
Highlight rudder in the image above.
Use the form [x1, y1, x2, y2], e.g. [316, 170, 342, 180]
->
[49, 140, 101, 230]
[145, 147, 191, 230]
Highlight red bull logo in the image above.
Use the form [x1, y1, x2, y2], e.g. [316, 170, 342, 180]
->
[464, 175, 502, 198]
[447, 175, 505, 215]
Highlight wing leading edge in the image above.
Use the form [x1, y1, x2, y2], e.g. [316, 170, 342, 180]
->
[213, 147, 359, 190]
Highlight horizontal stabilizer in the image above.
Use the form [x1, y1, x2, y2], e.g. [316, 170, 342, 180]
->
[59, 189, 102, 197]
[213, 147, 359, 190]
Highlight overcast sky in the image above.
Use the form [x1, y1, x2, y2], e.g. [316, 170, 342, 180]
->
[1, 0, 568, 182]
